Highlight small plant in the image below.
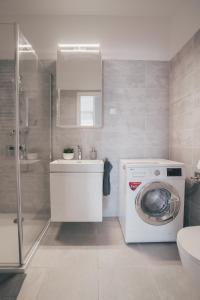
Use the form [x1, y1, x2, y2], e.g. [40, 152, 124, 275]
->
[63, 148, 74, 154]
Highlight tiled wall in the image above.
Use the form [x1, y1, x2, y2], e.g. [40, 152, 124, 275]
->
[0, 60, 18, 213]
[169, 29, 200, 177]
[0, 59, 51, 217]
[52, 60, 169, 216]
[19, 60, 51, 217]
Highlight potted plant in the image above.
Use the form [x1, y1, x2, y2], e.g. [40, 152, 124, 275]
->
[63, 148, 74, 160]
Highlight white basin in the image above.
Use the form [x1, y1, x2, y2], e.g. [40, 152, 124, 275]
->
[50, 159, 104, 173]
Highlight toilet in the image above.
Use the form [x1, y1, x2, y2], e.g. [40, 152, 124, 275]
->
[177, 226, 200, 279]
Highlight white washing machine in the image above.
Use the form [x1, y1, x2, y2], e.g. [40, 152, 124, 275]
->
[119, 159, 186, 243]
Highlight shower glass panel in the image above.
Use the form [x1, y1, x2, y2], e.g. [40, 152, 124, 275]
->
[0, 23, 51, 270]
[18, 30, 51, 260]
[0, 23, 20, 266]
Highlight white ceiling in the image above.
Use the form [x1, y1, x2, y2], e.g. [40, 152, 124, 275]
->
[0, 0, 182, 17]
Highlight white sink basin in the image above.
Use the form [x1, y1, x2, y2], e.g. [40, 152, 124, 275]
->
[50, 159, 104, 173]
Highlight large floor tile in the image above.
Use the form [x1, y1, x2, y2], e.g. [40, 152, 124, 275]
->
[98, 245, 149, 268]
[96, 226, 124, 246]
[17, 268, 47, 300]
[137, 242, 180, 265]
[151, 265, 200, 300]
[31, 247, 98, 269]
[36, 265, 98, 300]
[42, 232, 98, 247]
[30, 248, 60, 268]
[99, 266, 161, 300]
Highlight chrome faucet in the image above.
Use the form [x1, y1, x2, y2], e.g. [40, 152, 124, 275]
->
[77, 145, 82, 160]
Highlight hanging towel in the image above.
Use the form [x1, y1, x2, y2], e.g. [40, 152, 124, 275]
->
[103, 159, 113, 196]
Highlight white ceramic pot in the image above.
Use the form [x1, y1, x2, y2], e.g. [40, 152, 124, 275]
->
[63, 153, 74, 160]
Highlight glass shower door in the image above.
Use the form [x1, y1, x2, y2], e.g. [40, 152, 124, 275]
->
[18, 31, 51, 261]
[0, 23, 20, 266]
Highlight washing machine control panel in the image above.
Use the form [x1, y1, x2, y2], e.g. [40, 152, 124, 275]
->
[127, 167, 164, 178]
[126, 165, 184, 179]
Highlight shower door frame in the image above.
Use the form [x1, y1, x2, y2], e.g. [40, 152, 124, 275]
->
[15, 23, 24, 267]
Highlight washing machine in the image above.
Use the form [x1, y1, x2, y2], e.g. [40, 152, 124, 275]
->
[119, 159, 186, 243]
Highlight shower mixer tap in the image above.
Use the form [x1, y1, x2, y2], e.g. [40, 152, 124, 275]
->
[20, 144, 26, 160]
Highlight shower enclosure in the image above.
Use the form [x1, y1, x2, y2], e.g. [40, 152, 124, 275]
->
[0, 23, 51, 271]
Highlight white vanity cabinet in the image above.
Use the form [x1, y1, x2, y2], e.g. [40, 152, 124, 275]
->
[50, 160, 103, 222]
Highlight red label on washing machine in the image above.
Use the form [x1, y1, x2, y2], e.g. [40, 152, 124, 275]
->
[129, 182, 141, 191]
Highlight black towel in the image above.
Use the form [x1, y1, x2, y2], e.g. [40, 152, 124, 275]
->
[103, 159, 113, 196]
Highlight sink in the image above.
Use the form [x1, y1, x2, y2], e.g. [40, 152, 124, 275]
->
[50, 159, 104, 173]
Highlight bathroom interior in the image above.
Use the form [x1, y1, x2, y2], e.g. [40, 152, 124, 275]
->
[0, 0, 200, 299]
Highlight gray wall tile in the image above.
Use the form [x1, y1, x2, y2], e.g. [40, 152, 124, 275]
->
[169, 28, 200, 178]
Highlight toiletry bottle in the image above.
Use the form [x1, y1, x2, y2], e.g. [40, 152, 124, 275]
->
[90, 147, 97, 160]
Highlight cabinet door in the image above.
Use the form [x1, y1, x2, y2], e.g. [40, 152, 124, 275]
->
[50, 173, 103, 222]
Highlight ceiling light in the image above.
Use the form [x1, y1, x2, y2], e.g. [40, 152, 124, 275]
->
[58, 43, 100, 48]
[58, 43, 100, 53]
[60, 49, 100, 53]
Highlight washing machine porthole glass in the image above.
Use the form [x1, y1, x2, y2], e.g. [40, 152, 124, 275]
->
[135, 182, 181, 226]
[141, 188, 171, 217]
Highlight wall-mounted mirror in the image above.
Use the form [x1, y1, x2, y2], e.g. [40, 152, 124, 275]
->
[56, 44, 102, 128]
[57, 90, 102, 128]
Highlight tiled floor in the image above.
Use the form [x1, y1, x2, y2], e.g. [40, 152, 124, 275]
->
[17, 218, 200, 300]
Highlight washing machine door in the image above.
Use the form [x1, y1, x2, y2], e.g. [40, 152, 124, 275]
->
[135, 181, 181, 225]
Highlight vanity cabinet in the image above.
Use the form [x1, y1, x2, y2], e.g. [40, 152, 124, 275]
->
[50, 160, 103, 222]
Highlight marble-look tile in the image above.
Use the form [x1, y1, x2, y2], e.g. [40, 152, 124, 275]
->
[144, 146, 169, 159]
[99, 266, 161, 300]
[145, 88, 169, 113]
[144, 130, 168, 148]
[17, 267, 47, 300]
[31, 247, 98, 269]
[193, 29, 200, 71]
[98, 245, 150, 269]
[145, 62, 169, 89]
[145, 113, 168, 131]
[36, 264, 98, 300]
[179, 37, 194, 76]
[151, 265, 200, 300]
[169, 28, 200, 180]
[138, 243, 180, 266]
[103, 60, 146, 89]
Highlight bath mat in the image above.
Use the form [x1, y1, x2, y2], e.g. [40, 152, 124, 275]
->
[0, 273, 26, 300]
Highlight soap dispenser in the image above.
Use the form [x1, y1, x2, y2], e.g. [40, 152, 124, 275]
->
[90, 147, 97, 160]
